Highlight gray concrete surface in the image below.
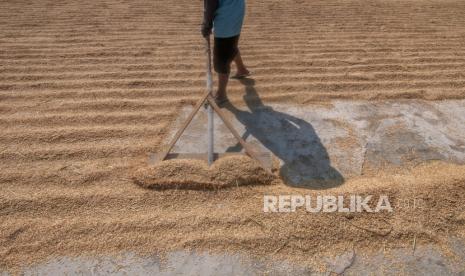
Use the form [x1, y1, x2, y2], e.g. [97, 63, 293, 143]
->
[4, 237, 465, 275]
[167, 98, 465, 189]
[13, 252, 312, 276]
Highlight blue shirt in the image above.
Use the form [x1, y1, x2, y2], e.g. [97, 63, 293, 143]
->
[214, 0, 245, 38]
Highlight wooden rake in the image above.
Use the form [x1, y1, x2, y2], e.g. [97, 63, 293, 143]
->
[151, 37, 272, 170]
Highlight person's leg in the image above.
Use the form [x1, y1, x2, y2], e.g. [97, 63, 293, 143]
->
[213, 36, 240, 104]
[234, 50, 249, 76]
[216, 73, 229, 101]
[213, 37, 230, 103]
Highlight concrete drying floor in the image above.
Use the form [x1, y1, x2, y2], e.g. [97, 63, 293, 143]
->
[4, 236, 465, 275]
[3, 99, 465, 275]
[167, 98, 465, 188]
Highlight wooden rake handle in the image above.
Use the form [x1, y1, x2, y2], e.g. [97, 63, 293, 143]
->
[205, 37, 213, 95]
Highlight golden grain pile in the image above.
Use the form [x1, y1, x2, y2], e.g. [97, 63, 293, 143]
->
[133, 156, 274, 190]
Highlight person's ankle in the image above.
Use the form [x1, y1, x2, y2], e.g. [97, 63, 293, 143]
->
[214, 90, 227, 99]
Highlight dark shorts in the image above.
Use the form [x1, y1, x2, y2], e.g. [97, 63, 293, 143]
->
[214, 35, 239, 75]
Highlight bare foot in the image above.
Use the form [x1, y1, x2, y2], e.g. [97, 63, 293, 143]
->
[213, 91, 228, 106]
[231, 69, 251, 79]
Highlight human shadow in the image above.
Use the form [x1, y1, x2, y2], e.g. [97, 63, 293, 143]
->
[224, 78, 344, 189]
